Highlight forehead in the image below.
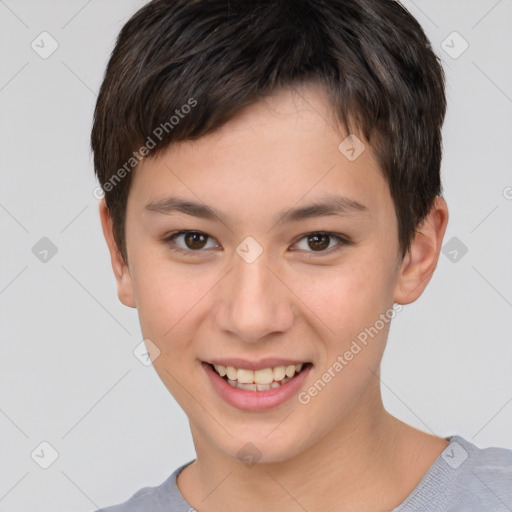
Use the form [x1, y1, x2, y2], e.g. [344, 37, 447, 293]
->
[128, 82, 393, 227]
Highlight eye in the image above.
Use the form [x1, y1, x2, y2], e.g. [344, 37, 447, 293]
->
[163, 231, 219, 255]
[163, 230, 349, 257]
[291, 232, 349, 256]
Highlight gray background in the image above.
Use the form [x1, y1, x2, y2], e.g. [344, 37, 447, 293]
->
[1, 1, 511, 510]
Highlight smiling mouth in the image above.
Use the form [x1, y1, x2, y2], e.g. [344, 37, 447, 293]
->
[207, 362, 313, 391]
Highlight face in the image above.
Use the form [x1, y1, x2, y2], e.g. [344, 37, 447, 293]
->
[103, 82, 432, 465]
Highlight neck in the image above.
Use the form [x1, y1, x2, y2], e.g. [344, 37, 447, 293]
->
[177, 380, 446, 512]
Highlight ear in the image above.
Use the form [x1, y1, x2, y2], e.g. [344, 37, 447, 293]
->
[393, 196, 449, 305]
[98, 199, 136, 308]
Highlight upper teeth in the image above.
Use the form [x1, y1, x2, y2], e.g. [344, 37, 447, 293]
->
[213, 364, 303, 384]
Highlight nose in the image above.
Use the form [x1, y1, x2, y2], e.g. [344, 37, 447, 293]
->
[213, 251, 295, 343]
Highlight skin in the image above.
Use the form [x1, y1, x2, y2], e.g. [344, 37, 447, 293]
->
[100, 81, 450, 512]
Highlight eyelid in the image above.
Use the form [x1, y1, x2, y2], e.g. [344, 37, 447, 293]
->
[291, 231, 349, 257]
[162, 230, 350, 256]
[162, 230, 220, 256]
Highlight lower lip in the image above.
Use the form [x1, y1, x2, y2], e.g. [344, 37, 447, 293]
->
[202, 362, 312, 412]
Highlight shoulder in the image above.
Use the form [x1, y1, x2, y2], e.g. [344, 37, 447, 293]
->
[394, 436, 512, 512]
[92, 460, 195, 512]
[94, 485, 164, 512]
[446, 436, 512, 509]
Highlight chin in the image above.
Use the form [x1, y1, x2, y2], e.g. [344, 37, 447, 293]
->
[215, 429, 311, 467]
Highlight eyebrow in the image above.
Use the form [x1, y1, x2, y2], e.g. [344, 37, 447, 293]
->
[145, 194, 369, 225]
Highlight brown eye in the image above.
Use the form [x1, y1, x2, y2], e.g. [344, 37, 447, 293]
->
[307, 233, 330, 251]
[292, 232, 349, 255]
[164, 230, 218, 255]
[163, 230, 349, 258]
[182, 231, 208, 250]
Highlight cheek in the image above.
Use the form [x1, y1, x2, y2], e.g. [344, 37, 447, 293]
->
[296, 267, 392, 424]
[129, 253, 203, 341]
[293, 256, 392, 342]
[292, 256, 395, 414]
[129, 260, 209, 399]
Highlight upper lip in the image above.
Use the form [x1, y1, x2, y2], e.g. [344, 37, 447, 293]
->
[204, 358, 311, 370]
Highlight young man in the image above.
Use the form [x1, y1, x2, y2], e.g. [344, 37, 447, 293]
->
[91, 0, 512, 510]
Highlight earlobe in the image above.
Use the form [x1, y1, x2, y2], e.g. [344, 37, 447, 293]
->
[98, 199, 136, 308]
[393, 196, 449, 305]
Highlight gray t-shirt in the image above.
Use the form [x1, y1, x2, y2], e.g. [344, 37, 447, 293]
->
[95, 435, 512, 511]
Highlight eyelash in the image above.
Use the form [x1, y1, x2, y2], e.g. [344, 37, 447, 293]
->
[162, 230, 351, 258]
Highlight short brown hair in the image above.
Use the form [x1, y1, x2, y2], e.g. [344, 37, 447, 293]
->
[91, 0, 446, 263]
